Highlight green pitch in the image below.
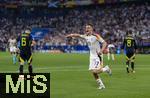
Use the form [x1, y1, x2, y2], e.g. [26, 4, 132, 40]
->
[0, 52, 150, 98]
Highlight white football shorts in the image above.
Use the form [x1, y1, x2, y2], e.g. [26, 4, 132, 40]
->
[89, 57, 102, 70]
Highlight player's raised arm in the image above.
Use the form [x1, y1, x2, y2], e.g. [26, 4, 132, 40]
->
[94, 33, 107, 54]
[66, 33, 80, 37]
[101, 40, 107, 53]
[66, 33, 85, 39]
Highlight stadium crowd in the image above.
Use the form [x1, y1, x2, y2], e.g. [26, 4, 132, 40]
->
[0, 2, 149, 51]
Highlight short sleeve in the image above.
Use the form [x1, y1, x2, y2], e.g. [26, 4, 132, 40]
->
[79, 35, 86, 39]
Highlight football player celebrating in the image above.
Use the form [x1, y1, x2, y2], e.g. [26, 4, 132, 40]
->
[66, 24, 112, 89]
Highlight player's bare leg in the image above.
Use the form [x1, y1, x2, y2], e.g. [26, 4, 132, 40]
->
[107, 53, 110, 60]
[92, 65, 112, 76]
[131, 59, 135, 73]
[28, 64, 33, 74]
[92, 72, 105, 89]
[91, 64, 112, 89]
[13, 52, 17, 64]
[28, 58, 33, 76]
[27, 61, 33, 80]
[19, 59, 24, 75]
[111, 54, 115, 61]
[18, 59, 25, 80]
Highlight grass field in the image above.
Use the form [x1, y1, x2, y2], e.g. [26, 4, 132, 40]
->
[0, 52, 150, 98]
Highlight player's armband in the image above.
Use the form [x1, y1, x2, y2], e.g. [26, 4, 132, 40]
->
[98, 38, 105, 43]
[95, 34, 105, 43]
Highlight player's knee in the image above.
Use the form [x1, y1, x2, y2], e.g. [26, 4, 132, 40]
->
[131, 59, 134, 62]
[90, 69, 98, 74]
[90, 69, 95, 73]
[28, 61, 32, 65]
[98, 67, 103, 73]
[131, 61, 134, 63]
[91, 68, 103, 74]
[131, 61, 134, 64]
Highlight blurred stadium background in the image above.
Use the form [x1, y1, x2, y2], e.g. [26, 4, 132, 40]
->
[0, 0, 150, 98]
[0, 0, 149, 53]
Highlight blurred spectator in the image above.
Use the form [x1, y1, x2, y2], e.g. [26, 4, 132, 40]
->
[0, 2, 149, 52]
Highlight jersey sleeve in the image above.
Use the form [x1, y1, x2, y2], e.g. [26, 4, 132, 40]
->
[94, 34, 105, 43]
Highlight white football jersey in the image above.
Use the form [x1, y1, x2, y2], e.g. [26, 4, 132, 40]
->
[80, 34, 104, 58]
[8, 38, 16, 47]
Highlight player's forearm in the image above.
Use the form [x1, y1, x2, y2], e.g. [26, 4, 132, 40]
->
[66, 34, 81, 37]
[101, 41, 107, 52]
